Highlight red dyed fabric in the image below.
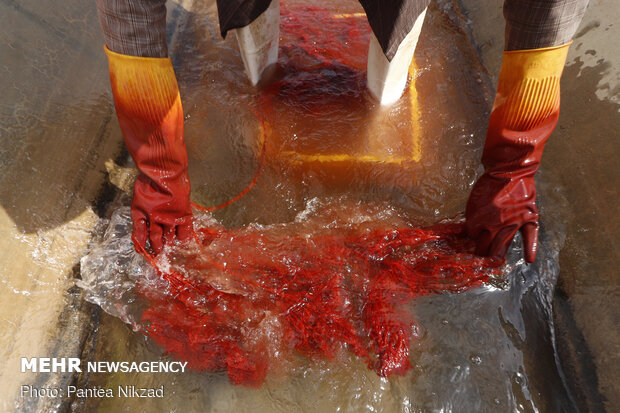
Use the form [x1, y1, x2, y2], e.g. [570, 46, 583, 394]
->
[137, 222, 501, 386]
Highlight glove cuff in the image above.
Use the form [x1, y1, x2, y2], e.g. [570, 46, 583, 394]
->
[105, 46, 181, 118]
[104, 45, 188, 176]
[482, 43, 570, 170]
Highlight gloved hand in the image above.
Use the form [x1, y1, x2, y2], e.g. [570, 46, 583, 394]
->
[466, 44, 570, 263]
[105, 47, 193, 254]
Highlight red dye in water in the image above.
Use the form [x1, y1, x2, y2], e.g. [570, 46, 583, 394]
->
[134, 4, 502, 387]
[278, 3, 370, 71]
[137, 221, 502, 386]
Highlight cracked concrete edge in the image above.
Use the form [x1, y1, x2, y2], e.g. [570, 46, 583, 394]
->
[11, 137, 130, 413]
[14, 275, 103, 413]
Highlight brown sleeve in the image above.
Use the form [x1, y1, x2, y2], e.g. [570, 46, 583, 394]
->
[503, 0, 589, 50]
[96, 0, 168, 58]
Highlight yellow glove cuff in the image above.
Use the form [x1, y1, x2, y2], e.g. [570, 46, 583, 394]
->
[494, 43, 571, 131]
[104, 46, 181, 123]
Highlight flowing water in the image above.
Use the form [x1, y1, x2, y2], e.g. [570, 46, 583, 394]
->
[71, 0, 581, 411]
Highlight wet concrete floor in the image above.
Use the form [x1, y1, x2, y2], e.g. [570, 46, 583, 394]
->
[0, 0, 617, 411]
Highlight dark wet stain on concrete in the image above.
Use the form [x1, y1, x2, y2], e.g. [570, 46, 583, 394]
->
[575, 20, 600, 38]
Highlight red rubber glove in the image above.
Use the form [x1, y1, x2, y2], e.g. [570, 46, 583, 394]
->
[466, 44, 570, 263]
[105, 47, 193, 254]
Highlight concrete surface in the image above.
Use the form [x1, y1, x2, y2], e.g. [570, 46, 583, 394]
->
[459, 0, 620, 411]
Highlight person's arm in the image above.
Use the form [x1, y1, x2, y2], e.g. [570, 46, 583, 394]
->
[465, 0, 589, 262]
[96, 0, 193, 254]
